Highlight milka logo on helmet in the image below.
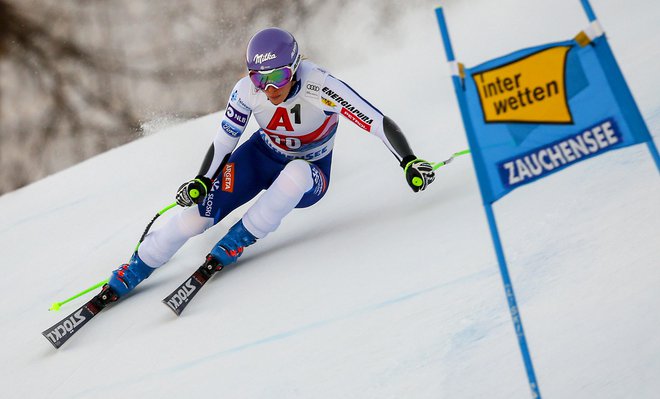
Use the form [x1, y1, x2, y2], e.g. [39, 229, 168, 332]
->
[253, 52, 277, 64]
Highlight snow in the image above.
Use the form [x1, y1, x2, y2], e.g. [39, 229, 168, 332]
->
[1, 1, 659, 398]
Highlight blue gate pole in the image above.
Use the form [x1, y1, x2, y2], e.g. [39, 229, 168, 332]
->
[579, 0, 660, 173]
[435, 7, 541, 398]
[579, 0, 597, 21]
[483, 205, 541, 399]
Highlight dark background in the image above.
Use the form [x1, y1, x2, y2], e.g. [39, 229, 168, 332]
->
[0, 0, 409, 195]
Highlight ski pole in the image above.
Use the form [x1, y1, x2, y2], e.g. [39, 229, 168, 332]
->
[431, 149, 470, 170]
[49, 201, 179, 311]
[49, 279, 109, 311]
[135, 201, 178, 252]
[408, 149, 470, 189]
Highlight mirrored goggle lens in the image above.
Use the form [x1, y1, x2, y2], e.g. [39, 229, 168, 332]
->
[249, 67, 293, 90]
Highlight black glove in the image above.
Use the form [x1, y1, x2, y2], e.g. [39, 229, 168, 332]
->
[176, 176, 212, 207]
[403, 158, 435, 192]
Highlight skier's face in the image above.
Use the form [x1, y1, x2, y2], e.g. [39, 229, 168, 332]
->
[264, 79, 293, 105]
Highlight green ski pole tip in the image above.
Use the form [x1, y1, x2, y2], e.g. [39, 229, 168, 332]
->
[49, 302, 62, 312]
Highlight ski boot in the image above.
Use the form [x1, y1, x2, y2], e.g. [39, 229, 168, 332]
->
[108, 252, 156, 297]
[209, 220, 257, 268]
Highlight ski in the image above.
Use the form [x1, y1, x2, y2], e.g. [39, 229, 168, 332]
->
[42, 286, 118, 349]
[162, 256, 222, 316]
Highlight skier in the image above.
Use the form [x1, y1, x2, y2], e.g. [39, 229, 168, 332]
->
[102, 27, 436, 300]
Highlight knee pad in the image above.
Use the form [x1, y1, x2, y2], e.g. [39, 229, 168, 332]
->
[138, 207, 213, 268]
[279, 159, 314, 194]
[175, 206, 214, 236]
[242, 160, 314, 239]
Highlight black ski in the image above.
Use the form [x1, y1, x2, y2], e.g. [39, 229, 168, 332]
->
[162, 256, 222, 316]
[42, 286, 118, 349]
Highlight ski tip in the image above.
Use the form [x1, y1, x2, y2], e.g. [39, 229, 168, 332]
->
[161, 298, 184, 317]
[41, 330, 63, 349]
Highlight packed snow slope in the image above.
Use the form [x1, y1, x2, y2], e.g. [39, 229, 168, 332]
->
[1, 1, 658, 398]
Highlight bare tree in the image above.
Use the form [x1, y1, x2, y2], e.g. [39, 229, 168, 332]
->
[0, 0, 410, 195]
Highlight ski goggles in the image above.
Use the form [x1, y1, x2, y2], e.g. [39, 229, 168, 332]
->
[248, 66, 294, 90]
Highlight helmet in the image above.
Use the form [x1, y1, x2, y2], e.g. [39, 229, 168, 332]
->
[246, 27, 301, 72]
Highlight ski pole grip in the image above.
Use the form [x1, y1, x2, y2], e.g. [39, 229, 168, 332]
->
[190, 189, 200, 199]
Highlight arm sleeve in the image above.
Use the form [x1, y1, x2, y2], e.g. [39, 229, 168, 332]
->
[320, 75, 415, 166]
[198, 79, 253, 179]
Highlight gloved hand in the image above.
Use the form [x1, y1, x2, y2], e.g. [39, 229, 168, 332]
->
[404, 158, 435, 192]
[175, 176, 212, 207]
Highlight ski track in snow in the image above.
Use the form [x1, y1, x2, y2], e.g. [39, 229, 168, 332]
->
[67, 268, 495, 398]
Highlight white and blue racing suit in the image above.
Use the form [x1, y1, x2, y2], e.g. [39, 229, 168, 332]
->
[137, 60, 418, 268]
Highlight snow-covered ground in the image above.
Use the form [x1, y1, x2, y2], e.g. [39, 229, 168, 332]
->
[1, 1, 658, 398]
